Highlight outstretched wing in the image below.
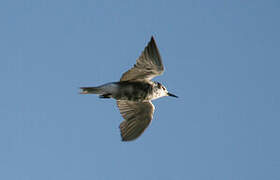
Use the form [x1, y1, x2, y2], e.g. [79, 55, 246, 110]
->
[120, 36, 164, 81]
[117, 100, 155, 141]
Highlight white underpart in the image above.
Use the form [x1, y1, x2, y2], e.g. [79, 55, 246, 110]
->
[151, 88, 168, 100]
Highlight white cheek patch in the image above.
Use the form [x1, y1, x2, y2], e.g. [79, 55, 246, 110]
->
[151, 89, 167, 100]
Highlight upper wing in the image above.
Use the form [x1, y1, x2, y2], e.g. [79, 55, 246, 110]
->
[120, 36, 164, 81]
[117, 100, 155, 141]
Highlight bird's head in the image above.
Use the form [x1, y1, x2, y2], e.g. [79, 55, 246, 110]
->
[155, 82, 178, 98]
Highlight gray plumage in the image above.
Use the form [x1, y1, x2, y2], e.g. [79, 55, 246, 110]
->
[120, 37, 164, 81]
[80, 36, 177, 141]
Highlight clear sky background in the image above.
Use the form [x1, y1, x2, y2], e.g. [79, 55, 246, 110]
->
[1, 0, 280, 180]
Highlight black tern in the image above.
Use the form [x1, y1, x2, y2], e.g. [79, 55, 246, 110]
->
[80, 36, 178, 141]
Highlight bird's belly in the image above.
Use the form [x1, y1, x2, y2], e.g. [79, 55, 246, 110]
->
[114, 89, 150, 101]
[113, 82, 152, 101]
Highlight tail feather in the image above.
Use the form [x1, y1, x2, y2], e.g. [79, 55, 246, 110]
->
[80, 87, 102, 94]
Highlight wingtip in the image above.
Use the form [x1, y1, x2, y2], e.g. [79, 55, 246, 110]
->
[120, 135, 127, 142]
[149, 36, 158, 49]
[120, 137, 135, 142]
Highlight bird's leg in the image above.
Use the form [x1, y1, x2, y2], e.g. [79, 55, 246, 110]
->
[99, 93, 112, 99]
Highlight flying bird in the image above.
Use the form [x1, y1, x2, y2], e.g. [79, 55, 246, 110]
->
[80, 36, 178, 141]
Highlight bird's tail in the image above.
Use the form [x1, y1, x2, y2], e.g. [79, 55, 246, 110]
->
[80, 87, 103, 94]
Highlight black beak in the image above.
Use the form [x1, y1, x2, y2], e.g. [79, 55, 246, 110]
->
[167, 92, 178, 98]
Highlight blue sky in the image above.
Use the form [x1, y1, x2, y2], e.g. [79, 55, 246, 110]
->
[1, 0, 280, 179]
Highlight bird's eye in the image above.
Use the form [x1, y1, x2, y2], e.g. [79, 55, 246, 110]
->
[162, 86, 166, 90]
